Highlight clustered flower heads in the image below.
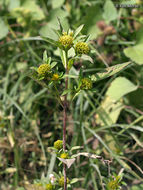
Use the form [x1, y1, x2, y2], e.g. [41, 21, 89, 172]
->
[37, 63, 51, 77]
[80, 78, 93, 90]
[58, 31, 90, 55]
[54, 140, 63, 150]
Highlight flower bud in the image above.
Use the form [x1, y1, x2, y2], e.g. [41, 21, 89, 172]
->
[75, 42, 89, 55]
[59, 35, 73, 49]
[37, 64, 51, 77]
[54, 140, 63, 150]
[80, 78, 92, 90]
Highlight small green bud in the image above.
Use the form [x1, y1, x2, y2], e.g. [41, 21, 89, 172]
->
[58, 176, 70, 187]
[75, 42, 89, 55]
[59, 35, 73, 49]
[60, 152, 69, 159]
[54, 140, 63, 150]
[80, 78, 92, 90]
[37, 64, 51, 77]
[46, 183, 54, 190]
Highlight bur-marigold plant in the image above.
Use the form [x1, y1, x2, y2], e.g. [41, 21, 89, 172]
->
[28, 19, 129, 190]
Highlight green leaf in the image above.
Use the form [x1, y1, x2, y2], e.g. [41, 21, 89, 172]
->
[74, 24, 84, 38]
[70, 178, 79, 184]
[103, 0, 118, 22]
[80, 54, 93, 63]
[0, 18, 9, 39]
[124, 44, 143, 65]
[91, 62, 131, 82]
[82, 5, 103, 40]
[51, 0, 65, 9]
[61, 89, 71, 96]
[48, 8, 69, 31]
[107, 77, 138, 101]
[22, 0, 45, 20]
[43, 50, 47, 63]
[39, 24, 59, 41]
[41, 36, 59, 47]
[8, 0, 20, 10]
[51, 62, 57, 68]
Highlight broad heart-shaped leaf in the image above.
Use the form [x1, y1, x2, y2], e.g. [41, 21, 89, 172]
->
[91, 62, 131, 82]
[103, 0, 118, 22]
[107, 77, 138, 101]
[0, 18, 9, 39]
[124, 44, 143, 65]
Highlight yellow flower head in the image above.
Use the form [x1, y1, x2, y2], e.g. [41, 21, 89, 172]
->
[75, 42, 89, 55]
[54, 140, 63, 150]
[46, 183, 54, 190]
[37, 64, 51, 77]
[58, 176, 70, 187]
[52, 73, 59, 81]
[60, 152, 69, 159]
[59, 35, 73, 49]
[80, 78, 92, 90]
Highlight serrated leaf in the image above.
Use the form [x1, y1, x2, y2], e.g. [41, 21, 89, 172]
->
[124, 44, 143, 65]
[91, 62, 131, 82]
[74, 24, 84, 38]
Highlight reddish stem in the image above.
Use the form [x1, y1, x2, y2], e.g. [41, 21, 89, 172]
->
[63, 51, 69, 190]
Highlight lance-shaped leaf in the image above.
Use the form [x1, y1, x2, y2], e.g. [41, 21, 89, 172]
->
[74, 24, 84, 38]
[91, 62, 131, 82]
